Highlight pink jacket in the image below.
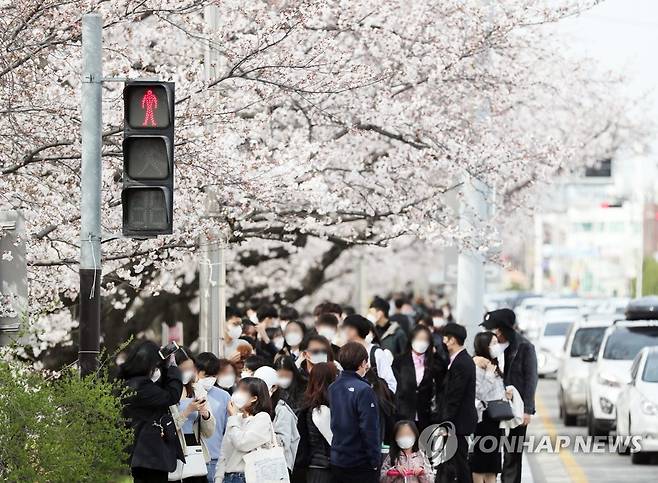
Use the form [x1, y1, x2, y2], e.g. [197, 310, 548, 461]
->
[380, 451, 434, 483]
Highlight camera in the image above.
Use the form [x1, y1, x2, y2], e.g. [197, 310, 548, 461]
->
[158, 341, 180, 360]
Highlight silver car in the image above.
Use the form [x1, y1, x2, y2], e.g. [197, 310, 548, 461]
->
[557, 314, 615, 426]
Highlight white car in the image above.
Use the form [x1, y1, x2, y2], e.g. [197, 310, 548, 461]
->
[537, 312, 576, 377]
[558, 315, 615, 426]
[585, 320, 658, 436]
[616, 347, 658, 464]
[518, 298, 582, 341]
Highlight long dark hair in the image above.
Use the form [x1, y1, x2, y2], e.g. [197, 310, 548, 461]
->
[474, 331, 502, 377]
[389, 420, 420, 465]
[117, 340, 160, 380]
[282, 320, 307, 350]
[237, 377, 273, 419]
[302, 362, 337, 410]
[272, 355, 305, 409]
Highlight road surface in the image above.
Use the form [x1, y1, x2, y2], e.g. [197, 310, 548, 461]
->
[525, 378, 657, 482]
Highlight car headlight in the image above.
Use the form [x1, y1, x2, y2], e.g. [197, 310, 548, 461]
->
[641, 398, 658, 416]
[597, 372, 621, 388]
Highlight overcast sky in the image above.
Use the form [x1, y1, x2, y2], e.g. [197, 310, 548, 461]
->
[558, 0, 658, 116]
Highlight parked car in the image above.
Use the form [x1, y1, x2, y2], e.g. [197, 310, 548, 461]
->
[585, 320, 658, 436]
[557, 314, 615, 425]
[518, 298, 582, 341]
[615, 347, 658, 464]
[537, 311, 577, 378]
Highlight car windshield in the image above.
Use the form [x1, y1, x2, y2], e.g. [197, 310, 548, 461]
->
[643, 354, 658, 383]
[544, 322, 571, 337]
[603, 326, 658, 360]
[570, 327, 606, 357]
[545, 306, 578, 313]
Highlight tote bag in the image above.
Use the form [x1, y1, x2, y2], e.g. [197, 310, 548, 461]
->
[243, 422, 290, 483]
[168, 445, 207, 481]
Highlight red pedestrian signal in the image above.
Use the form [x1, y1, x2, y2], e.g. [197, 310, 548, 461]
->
[122, 81, 175, 237]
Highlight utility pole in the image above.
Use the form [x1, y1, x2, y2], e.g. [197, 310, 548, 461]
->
[456, 0, 492, 337]
[198, 4, 226, 357]
[79, 13, 103, 376]
[0, 210, 27, 346]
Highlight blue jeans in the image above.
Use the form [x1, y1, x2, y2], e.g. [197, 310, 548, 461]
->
[206, 459, 218, 483]
[223, 472, 246, 483]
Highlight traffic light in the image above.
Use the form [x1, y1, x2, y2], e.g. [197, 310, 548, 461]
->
[122, 81, 174, 237]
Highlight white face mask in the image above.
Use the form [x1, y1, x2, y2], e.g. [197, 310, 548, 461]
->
[285, 332, 303, 347]
[248, 313, 259, 324]
[240, 370, 252, 380]
[309, 351, 328, 364]
[181, 370, 195, 385]
[412, 340, 430, 354]
[228, 325, 242, 339]
[150, 368, 161, 383]
[231, 390, 250, 409]
[217, 374, 236, 389]
[432, 317, 445, 328]
[278, 376, 293, 389]
[365, 333, 374, 344]
[366, 313, 377, 324]
[489, 343, 504, 359]
[318, 327, 336, 341]
[396, 435, 416, 449]
[273, 337, 285, 350]
[281, 320, 289, 331]
[199, 376, 217, 391]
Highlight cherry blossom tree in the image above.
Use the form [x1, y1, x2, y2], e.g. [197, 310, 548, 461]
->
[0, 0, 640, 362]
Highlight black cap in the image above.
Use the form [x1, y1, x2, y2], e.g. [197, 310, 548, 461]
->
[342, 314, 372, 339]
[441, 323, 467, 344]
[481, 308, 516, 330]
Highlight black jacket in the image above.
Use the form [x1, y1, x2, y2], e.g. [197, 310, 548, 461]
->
[392, 351, 446, 429]
[375, 321, 408, 356]
[124, 366, 184, 472]
[441, 349, 477, 435]
[503, 333, 538, 415]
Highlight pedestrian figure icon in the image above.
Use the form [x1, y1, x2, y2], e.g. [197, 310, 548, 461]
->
[141, 89, 158, 127]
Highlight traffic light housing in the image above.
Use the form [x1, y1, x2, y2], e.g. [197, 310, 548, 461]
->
[122, 81, 174, 237]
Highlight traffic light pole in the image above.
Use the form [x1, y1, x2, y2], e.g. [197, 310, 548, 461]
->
[79, 13, 103, 376]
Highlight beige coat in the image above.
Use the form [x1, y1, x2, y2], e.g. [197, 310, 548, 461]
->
[169, 399, 216, 462]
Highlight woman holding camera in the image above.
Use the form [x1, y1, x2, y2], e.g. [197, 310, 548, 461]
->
[118, 341, 185, 483]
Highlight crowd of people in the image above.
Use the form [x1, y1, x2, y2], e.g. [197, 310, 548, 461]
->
[118, 297, 538, 483]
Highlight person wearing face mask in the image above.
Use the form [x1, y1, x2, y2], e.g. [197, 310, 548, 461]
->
[216, 358, 238, 395]
[214, 378, 274, 483]
[439, 323, 477, 483]
[171, 349, 216, 483]
[279, 305, 300, 333]
[224, 307, 252, 363]
[298, 335, 339, 378]
[480, 309, 536, 483]
[392, 325, 447, 434]
[275, 320, 307, 362]
[195, 353, 231, 482]
[274, 355, 307, 411]
[341, 314, 397, 393]
[328, 342, 381, 483]
[253, 365, 301, 472]
[368, 296, 407, 356]
[380, 421, 434, 483]
[118, 341, 184, 483]
[470, 332, 513, 483]
[313, 312, 342, 358]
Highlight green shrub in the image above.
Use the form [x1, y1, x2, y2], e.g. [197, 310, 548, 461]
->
[0, 360, 131, 482]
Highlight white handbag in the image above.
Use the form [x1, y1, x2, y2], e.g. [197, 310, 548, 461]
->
[243, 422, 290, 483]
[168, 445, 208, 481]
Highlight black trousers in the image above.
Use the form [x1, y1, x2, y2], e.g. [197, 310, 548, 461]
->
[436, 435, 472, 483]
[131, 466, 168, 483]
[502, 424, 528, 483]
[330, 465, 378, 483]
